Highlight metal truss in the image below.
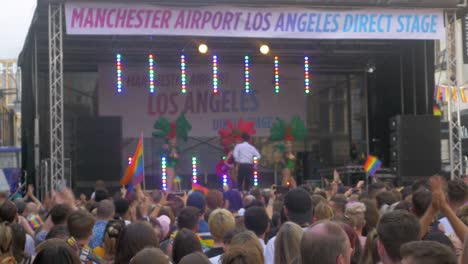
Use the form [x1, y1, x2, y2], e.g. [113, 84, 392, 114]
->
[48, 2, 65, 190]
[445, 10, 463, 180]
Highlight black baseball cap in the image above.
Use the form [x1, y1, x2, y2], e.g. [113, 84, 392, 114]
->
[284, 188, 313, 226]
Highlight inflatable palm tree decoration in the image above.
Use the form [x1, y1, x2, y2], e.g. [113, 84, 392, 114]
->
[153, 113, 192, 191]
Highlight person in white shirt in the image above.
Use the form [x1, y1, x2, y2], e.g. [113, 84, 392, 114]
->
[233, 133, 261, 191]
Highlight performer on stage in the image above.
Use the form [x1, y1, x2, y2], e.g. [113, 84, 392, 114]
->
[153, 113, 191, 192]
[217, 119, 256, 187]
[269, 116, 307, 188]
[233, 133, 261, 191]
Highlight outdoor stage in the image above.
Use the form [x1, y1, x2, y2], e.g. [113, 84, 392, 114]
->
[18, 0, 458, 195]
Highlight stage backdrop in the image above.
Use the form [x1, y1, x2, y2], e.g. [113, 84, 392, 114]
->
[98, 63, 307, 138]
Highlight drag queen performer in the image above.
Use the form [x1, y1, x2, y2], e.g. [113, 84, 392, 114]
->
[269, 116, 307, 188]
[153, 113, 191, 192]
[217, 119, 256, 188]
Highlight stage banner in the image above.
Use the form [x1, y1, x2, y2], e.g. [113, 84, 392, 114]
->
[66, 2, 444, 40]
[98, 63, 307, 138]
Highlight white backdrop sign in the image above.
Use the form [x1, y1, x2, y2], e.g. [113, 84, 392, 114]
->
[66, 2, 445, 40]
[98, 62, 307, 138]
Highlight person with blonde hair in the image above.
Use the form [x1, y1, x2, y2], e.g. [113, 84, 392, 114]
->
[314, 202, 334, 222]
[274, 222, 304, 264]
[206, 209, 235, 259]
[345, 202, 366, 249]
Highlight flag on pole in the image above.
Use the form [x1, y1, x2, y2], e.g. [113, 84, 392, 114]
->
[452, 86, 458, 102]
[364, 155, 382, 177]
[121, 132, 145, 189]
[192, 182, 209, 195]
[433, 105, 442, 116]
[461, 87, 467, 103]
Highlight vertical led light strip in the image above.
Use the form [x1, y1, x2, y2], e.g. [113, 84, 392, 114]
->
[304, 56, 310, 94]
[149, 54, 155, 93]
[192, 156, 198, 183]
[161, 157, 167, 191]
[213, 55, 219, 94]
[116, 54, 123, 93]
[222, 155, 228, 187]
[253, 156, 259, 186]
[181, 55, 187, 94]
[274, 56, 280, 94]
[244, 55, 250, 94]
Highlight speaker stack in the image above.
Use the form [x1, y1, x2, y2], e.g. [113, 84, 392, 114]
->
[389, 115, 441, 184]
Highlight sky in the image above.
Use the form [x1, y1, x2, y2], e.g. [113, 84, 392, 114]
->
[0, 0, 37, 59]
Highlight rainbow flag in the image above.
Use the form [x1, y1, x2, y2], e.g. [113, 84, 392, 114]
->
[364, 155, 382, 177]
[192, 182, 209, 195]
[433, 105, 442, 116]
[461, 87, 467, 103]
[121, 132, 144, 188]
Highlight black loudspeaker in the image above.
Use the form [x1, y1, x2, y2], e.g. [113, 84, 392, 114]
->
[389, 115, 441, 180]
[75, 117, 122, 189]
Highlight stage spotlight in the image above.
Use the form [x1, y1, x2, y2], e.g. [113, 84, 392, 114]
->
[260, 44, 270, 55]
[198, 44, 208, 54]
[366, 61, 376, 74]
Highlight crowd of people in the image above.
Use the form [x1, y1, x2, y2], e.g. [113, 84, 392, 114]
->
[0, 175, 467, 264]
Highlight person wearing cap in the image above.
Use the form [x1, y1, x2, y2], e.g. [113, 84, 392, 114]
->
[187, 191, 209, 233]
[233, 133, 261, 191]
[264, 188, 313, 264]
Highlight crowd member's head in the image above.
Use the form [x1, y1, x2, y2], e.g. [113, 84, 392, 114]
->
[33, 239, 81, 264]
[50, 204, 72, 225]
[172, 228, 203, 264]
[97, 199, 115, 221]
[329, 196, 347, 217]
[376, 191, 399, 212]
[242, 195, 256, 209]
[311, 194, 327, 208]
[250, 188, 265, 205]
[130, 247, 169, 264]
[0, 200, 17, 223]
[369, 182, 387, 198]
[241, 133, 250, 142]
[103, 219, 126, 261]
[206, 190, 223, 211]
[284, 188, 313, 226]
[411, 188, 432, 218]
[179, 252, 210, 264]
[45, 225, 70, 240]
[208, 209, 235, 243]
[10, 223, 26, 263]
[67, 210, 95, 245]
[114, 198, 131, 221]
[274, 221, 303, 264]
[301, 221, 352, 264]
[377, 210, 420, 264]
[447, 179, 468, 211]
[0, 222, 15, 261]
[115, 221, 159, 264]
[187, 191, 206, 214]
[360, 229, 380, 264]
[223, 231, 264, 264]
[360, 199, 379, 236]
[177, 206, 200, 232]
[314, 202, 334, 221]
[244, 206, 269, 239]
[94, 189, 110, 203]
[345, 202, 366, 236]
[14, 200, 26, 216]
[400, 241, 457, 264]
[337, 222, 362, 264]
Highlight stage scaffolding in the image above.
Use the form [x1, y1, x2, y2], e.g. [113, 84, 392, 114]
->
[36, 2, 464, 192]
